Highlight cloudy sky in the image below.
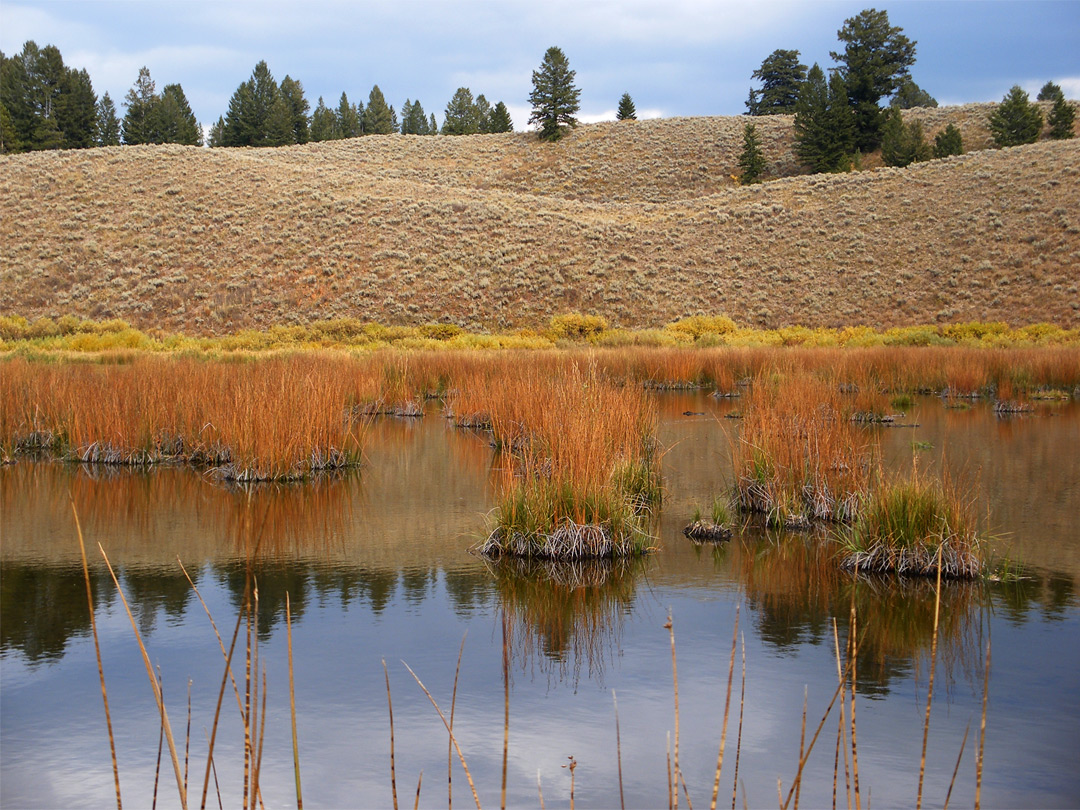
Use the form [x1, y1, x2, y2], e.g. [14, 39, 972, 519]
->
[2, 0, 1078, 131]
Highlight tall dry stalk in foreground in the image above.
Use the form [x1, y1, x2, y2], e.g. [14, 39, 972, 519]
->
[73, 505, 122, 809]
[97, 543, 188, 808]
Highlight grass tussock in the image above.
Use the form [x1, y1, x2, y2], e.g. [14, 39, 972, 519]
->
[838, 469, 983, 579]
[460, 361, 660, 558]
[734, 372, 873, 528]
[0, 354, 372, 481]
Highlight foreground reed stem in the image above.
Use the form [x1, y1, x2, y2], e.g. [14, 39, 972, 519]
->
[99, 543, 187, 809]
[72, 504, 122, 810]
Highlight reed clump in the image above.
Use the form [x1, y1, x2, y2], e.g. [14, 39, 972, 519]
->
[838, 470, 983, 579]
[0, 354, 371, 481]
[733, 372, 872, 528]
[464, 361, 661, 558]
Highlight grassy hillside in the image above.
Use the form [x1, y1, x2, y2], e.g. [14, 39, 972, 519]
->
[2, 105, 1078, 333]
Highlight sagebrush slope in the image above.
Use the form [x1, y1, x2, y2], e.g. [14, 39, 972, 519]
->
[2, 110, 1078, 332]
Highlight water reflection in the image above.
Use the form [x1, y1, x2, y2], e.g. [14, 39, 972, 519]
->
[0, 564, 114, 664]
[487, 555, 652, 685]
[728, 530, 990, 694]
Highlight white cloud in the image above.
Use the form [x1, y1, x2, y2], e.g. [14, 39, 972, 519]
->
[579, 106, 665, 124]
[0, 4, 99, 52]
[1053, 77, 1080, 100]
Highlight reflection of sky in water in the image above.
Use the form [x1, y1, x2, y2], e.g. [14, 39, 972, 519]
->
[3, 573, 1078, 808]
[2, 398, 1079, 807]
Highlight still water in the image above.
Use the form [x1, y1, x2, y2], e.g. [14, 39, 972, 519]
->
[2, 395, 1078, 808]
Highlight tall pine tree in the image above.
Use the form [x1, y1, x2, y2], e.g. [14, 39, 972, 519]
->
[363, 85, 394, 134]
[1048, 96, 1076, 140]
[309, 96, 337, 141]
[442, 87, 481, 135]
[737, 122, 766, 184]
[793, 64, 854, 173]
[1, 41, 96, 151]
[336, 92, 361, 138]
[616, 93, 637, 121]
[158, 83, 201, 145]
[746, 49, 806, 115]
[279, 76, 310, 144]
[222, 61, 282, 146]
[830, 9, 916, 151]
[56, 67, 97, 149]
[122, 66, 159, 144]
[488, 101, 513, 133]
[528, 46, 580, 141]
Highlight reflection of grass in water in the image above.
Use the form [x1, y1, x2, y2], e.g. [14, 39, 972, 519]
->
[734, 531, 982, 688]
[487, 555, 648, 683]
[220, 476, 354, 558]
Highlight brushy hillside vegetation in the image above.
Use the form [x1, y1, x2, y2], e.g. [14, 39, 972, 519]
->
[2, 105, 1078, 334]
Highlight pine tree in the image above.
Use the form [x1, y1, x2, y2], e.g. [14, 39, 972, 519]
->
[880, 107, 931, 167]
[264, 94, 295, 146]
[528, 46, 580, 141]
[746, 49, 806, 115]
[309, 97, 336, 141]
[336, 92, 361, 138]
[488, 101, 513, 133]
[222, 61, 281, 146]
[831, 9, 916, 151]
[737, 122, 766, 184]
[1, 41, 98, 151]
[1037, 81, 1064, 103]
[279, 76, 310, 144]
[207, 116, 225, 147]
[1, 100, 19, 153]
[442, 87, 481, 135]
[159, 83, 201, 145]
[616, 93, 636, 121]
[793, 64, 854, 173]
[401, 99, 433, 135]
[475, 94, 492, 133]
[933, 123, 963, 158]
[56, 66, 97, 149]
[890, 78, 937, 109]
[363, 85, 394, 134]
[988, 85, 1043, 147]
[428, 113, 438, 135]
[1048, 96, 1076, 140]
[122, 66, 159, 145]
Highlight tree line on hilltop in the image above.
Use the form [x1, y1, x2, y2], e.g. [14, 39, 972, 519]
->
[738, 8, 1074, 183]
[0, 44, 518, 153]
[2, 10, 1074, 163]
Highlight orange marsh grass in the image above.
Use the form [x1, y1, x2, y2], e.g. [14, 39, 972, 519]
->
[734, 372, 874, 527]
[0, 354, 374, 480]
[453, 360, 662, 557]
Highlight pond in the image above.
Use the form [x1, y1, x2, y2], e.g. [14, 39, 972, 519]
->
[2, 393, 1078, 808]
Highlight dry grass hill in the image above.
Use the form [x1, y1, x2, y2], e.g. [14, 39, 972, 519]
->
[2, 104, 1078, 333]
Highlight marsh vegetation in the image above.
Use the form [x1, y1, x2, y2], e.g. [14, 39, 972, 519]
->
[2, 342, 1079, 806]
